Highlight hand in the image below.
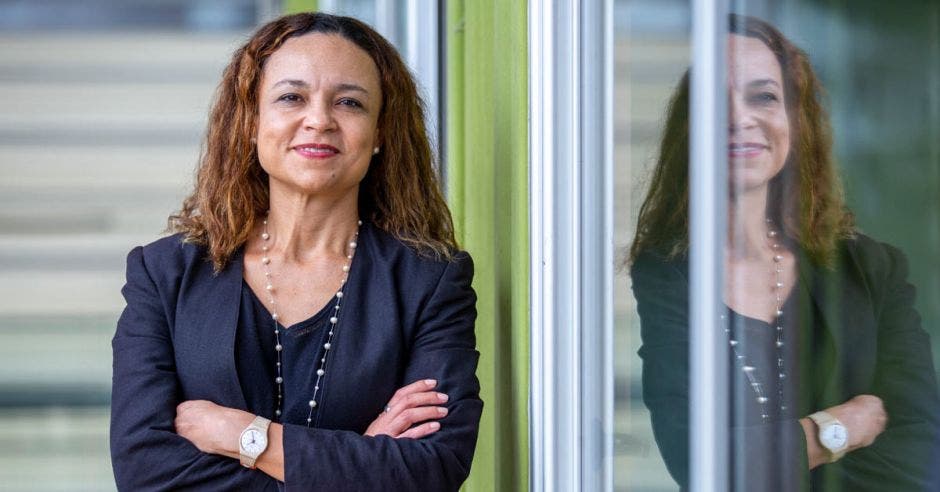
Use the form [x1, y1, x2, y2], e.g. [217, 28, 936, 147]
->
[826, 394, 888, 451]
[175, 400, 254, 459]
[364, 379, 449, 439]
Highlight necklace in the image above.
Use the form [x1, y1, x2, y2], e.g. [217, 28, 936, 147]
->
[259, 217, 361, 426]
[724, 218, 787, 422]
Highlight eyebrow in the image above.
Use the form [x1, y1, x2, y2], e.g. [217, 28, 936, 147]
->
[271, 79, 370, 95]
[747, 79, 781, 89]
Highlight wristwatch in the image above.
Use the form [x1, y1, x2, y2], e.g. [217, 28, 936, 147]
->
[239, 415, 271, 469]
[809, 411, 849, 462]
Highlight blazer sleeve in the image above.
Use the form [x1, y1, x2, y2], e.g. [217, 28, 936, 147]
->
[834, 243, 940, 490]
[110, 246, 277, 491]
[281, 252, 482, 491]
[631, 254, 693, 488]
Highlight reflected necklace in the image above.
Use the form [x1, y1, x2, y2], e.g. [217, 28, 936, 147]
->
[259, 216, 361, 426]
[724, 218, 787, 422]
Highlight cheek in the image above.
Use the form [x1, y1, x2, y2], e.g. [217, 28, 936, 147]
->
[774, 115, 792, 161]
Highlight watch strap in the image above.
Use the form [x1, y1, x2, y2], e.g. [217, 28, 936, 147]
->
[239, 415, 271, 469]
[808, 410, 836, 428]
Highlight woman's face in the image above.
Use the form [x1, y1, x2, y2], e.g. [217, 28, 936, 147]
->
[255, 32, 382, 200]
[727, 34, 790, 193]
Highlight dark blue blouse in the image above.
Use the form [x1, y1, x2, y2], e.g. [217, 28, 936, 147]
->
[237, 280, 334, 426]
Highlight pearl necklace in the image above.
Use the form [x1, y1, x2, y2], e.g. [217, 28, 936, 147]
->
[725, 219, 787, 422]
[259, 217, 361, 426]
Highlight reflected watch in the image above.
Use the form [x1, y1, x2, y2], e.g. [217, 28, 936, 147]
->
[809, 411, 849, 463]
[239, 415, 272, 469]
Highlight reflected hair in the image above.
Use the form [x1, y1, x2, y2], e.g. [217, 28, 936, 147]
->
[169, 12, 457, 271]
[629, 14, 854, 266]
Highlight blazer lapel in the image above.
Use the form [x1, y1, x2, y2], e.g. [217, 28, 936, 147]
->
[802, 254, 842, 406]
[801, 246, 878, 407]
[177, 248, 248, 409]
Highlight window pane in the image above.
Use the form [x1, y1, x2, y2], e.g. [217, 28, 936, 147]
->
[614, 1, 693, 490]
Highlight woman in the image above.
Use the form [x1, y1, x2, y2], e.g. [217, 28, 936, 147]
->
[110, 13, 481, 491]
[630, 14, 940, 491]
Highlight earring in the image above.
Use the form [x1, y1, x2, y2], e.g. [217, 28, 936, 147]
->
[372, 147, 380, 155]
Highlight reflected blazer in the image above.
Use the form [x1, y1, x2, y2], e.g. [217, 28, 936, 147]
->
[110, 224, 482, 491]
[632, 234, 940, 491]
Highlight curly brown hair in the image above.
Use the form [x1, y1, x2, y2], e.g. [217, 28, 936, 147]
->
[629, 14, 854, 266]
[170, 12, 457, 271]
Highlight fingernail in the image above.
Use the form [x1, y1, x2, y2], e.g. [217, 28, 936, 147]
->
[430, 422, 441, 430]
[437, 392, 449, 402]
[438, 407, 448, 416]
[424, 379, 437, 387]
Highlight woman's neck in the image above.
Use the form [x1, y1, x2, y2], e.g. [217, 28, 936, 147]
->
[727, 187, 775, 260]
[264, 187, 361, 264]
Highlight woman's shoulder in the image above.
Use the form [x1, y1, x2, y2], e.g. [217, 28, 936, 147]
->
[135, 232, 203, 262]
[630, 249, 688, 281]
[362, 223, 473, 281]
[839, 233, 909, 278]
[832, 233, 916, 300]
[126, 232, 212, 282]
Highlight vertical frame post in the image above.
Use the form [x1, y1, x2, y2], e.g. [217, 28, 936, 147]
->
[689, 1, 729, 491]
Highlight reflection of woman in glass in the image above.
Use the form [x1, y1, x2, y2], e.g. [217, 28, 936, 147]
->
[630, 14, 940, 491]
[110, 13, 481, 490]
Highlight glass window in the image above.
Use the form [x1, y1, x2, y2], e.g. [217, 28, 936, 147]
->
[615, 0, 940, 490]
[613, 0, 692, 490]
[723, 3, 940, 490]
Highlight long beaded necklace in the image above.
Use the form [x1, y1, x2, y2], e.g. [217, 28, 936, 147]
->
[724, 218, 787, 422]
[258, 217, 361, 426]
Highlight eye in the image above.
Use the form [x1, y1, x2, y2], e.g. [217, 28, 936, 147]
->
[749, 91, 780, 105]
[276, 93, 303, 104]
[337, 98, 364, 109]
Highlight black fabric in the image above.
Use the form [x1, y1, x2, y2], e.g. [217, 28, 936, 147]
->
[237, 280, 333, 428]
[632, 234, 940, 491]
[110, 223, 482, 491]
[726, 292, 803, 492]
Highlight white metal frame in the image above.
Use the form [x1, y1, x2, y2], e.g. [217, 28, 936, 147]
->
[689, 1, 729, 491]
[529, 0, 613, 490]
[532, 0, 730, 490]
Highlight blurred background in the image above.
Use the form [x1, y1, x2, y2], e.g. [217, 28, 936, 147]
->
[0, 1, 260, 489]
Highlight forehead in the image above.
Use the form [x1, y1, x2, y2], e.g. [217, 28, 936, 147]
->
[727, 34, 783, 87]
[261, 32, 381, 92]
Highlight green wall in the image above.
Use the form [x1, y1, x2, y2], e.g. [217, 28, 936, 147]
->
[446, 1, 529, 490]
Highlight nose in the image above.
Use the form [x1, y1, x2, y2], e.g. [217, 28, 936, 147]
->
[728, 91, 755, 133]
[303, 100, 337, 132]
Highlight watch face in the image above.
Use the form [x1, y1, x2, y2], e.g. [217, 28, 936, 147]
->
[820, 423, 848, 450]
[240, 429, 267, 455]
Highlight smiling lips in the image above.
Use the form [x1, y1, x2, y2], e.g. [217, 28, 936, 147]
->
[294, 143, 340, 159]
[729, 142, 767, 158]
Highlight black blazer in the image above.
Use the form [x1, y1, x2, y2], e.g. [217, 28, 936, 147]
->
[110, 224, 482, 491]
[632, 234, 940, 491]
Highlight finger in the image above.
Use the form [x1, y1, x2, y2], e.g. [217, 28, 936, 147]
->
[390, 406, 448, 433]
[389, 391, 449, 414]
[387, 379, 437, 408]
[397, 421, 441, 440]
